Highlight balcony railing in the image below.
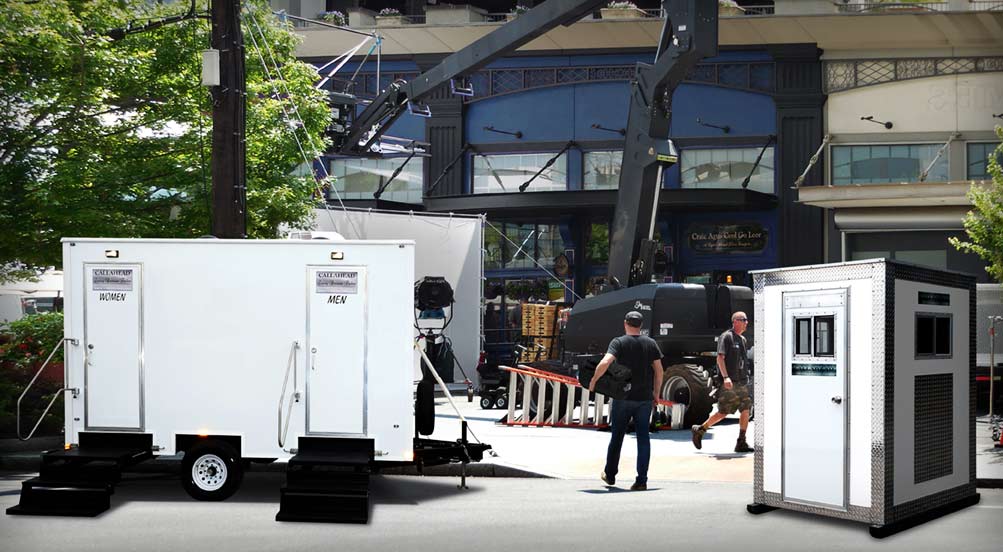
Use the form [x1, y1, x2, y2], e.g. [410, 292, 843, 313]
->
[836, 2, 949, 13]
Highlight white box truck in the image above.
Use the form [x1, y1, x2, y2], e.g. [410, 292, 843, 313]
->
[7, 238, 488, 523]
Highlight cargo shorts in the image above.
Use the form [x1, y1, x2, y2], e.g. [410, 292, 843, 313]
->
[717, 383, 752, 415]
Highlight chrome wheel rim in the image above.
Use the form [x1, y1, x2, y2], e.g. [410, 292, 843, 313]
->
[192, 454, 228, 492]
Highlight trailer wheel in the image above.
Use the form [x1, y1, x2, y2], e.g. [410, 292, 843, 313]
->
[494, 394, 507, 409]
[182, 440, 243, 501]
[661, 364, 714, 428]
[480, 395, 494, 409]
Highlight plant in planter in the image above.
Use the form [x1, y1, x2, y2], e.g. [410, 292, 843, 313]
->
[318, 10, 347, 26]
[601, 1, 643, 20]
[507, 4, 531, 20]
[718, 0, 745, 16]
[376, 7, 407, 26]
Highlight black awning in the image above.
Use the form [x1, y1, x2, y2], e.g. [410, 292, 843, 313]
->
[423, 188, 777, 217]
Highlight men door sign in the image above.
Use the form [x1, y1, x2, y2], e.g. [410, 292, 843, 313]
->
[688, 223, 768, 254]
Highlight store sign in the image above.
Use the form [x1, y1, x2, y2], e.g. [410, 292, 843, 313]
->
[553, 253, 571, 277]
[688, 223, 768, 254]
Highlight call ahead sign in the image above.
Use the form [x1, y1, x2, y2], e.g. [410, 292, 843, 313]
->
[688, 223, 768, 254]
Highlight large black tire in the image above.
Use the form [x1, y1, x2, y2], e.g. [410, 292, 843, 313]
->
[182, 440, 243, 501]
[660, 363, 715, 428]
[416, 380, 435, 435]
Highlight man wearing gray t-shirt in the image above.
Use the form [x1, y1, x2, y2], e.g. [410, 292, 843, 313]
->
[691, 311, 753, 453]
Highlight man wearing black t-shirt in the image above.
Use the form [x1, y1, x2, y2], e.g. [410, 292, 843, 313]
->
[588, 310, 663, 491]
[691, 311, 753, 453]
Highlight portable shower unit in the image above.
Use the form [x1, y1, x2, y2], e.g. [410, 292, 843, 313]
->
[748, 259, 978, 538]
[8, 238, 488, 523]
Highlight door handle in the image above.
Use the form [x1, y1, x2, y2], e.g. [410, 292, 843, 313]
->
[831, 396, 843, 405]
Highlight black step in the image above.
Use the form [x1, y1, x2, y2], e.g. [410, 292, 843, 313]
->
[285, 469, 369, 491]
[5, 478, 112, 517]
[40, 460, 121, 484]
[292, 437, 374, 466]
[276, 488, 369, 524]
[42, 447, 152, 466]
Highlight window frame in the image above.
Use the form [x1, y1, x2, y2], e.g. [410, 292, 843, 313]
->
[828, 141, 950, 186]
[679, 145, 777, 194]
[327, 155, 425, 204]
[915, 312, 953, 359]
[965, 141, 1001, 181]
[470, 151, 569, 194]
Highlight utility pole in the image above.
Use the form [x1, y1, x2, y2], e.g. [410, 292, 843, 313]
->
[210, 0, 247, 238]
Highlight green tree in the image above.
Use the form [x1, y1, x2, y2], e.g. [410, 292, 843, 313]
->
[0, 0, 330, 282]
[950, 127, 1003, 283]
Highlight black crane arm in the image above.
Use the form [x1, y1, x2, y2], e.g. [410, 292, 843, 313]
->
[607, 0, 718, 287]
[337, 0, 609, 155]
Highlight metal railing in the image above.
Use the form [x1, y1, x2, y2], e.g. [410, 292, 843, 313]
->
[16, 337, 78, 441]
[277, 340, 300, 448]
[836, 2, 949, 13]
[969, 0, 1003, 9]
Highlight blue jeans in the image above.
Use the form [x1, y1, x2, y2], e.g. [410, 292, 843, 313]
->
[604, 399, 653, 485]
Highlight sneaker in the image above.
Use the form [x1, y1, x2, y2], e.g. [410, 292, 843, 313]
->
[734, 439, 754, 453]
[691, 425, 706, 450]
[601, 471, 615, 486]
[630, 482, 647, 491]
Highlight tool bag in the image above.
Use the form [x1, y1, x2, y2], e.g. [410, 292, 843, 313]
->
[577, 362, 632, 400]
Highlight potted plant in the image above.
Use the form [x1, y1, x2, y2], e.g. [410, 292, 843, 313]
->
[718, 0, 745, 16]
[600, 1, 644, 20]
[318, 10, 347, 26]
[507, 4, 531, 21]
[375, 7, 407, 27]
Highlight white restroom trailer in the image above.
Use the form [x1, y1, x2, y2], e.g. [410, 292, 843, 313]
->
[748, 259, 978, 537]
[7, 238, 488, 523]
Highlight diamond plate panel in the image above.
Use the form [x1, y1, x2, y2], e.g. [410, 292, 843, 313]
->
[824, 62, 855, 93]
[589, 66, 634, 81]
[491, 70, 523, 95]
[687, 64, 716, 84]
[977, 57, 1003, 72]
[556, 67, 589, 84]
[525, 68, 556, 88]
[896, 59, 935, 80]
[718, 63, 749, 88]
[752, 260, 886, 524]
[857, 60, 895, 86]
[937, 58, 975, 74]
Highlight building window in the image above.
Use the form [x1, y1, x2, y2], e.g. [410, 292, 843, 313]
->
[486, 222, 563, 270]
[328, 157, 424, 204]
[831, 144, 948, 185]
[472, 152, 568, 194]
[967, 142, 1001, 180]
[680, 147, 776, 194]
[583, 150, 623, 190]
[586, 222, 609, 265]
[916, 313, 952, 358]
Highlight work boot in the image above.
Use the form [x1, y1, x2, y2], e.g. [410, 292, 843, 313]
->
[601, 471, 615, 486]
[734, 438, 754, 453]
[630, 481, 647, 491]
[691, 425, 706, 450]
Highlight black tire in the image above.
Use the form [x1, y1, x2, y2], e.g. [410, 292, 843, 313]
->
[416, 380, 435, 435]
[494, 394, 507, 409]
[480, 395, 494, 409]
[660, 363, 715, 428]
[182, 440, 243, 501]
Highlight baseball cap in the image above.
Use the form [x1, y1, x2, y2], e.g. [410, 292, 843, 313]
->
[624, 310, 644, 327]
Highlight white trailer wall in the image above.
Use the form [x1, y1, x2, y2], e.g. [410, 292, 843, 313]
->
[312, 208, 482, 383]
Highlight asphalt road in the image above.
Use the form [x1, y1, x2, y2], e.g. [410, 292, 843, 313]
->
[1, 472, 1000, 552]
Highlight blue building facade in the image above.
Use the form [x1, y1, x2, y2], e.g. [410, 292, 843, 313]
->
[319, 45, 825, 344]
